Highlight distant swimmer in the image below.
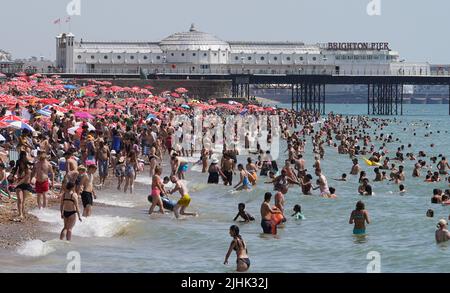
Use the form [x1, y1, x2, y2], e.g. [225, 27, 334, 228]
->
[333, 173, 347, 182]
[349, 200, 370, 235]
[350, 158, 361, 175]
[224, 225, 250, 272]
[169, 175, 197, 219]
[399, 184, 406, 195]
[233, 203, 255, 223]
[435, 219, 450, 243]
[437, 157, 450, 175]
[292, 204, 305, 220]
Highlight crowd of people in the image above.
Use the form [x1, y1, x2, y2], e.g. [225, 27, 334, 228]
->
[0, 73, 449, 272]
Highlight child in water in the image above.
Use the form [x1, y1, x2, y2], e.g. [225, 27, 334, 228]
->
[292, 204, 305, 220]
[399, 184, 406, 195]
[233, 203, 255, 222]
[426, 209, 434, 218]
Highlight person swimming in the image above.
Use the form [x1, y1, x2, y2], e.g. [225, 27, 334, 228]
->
[292, 204, 305, 220]
[233, 203, 255, 222]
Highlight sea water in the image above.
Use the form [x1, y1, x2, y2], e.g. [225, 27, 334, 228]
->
[0, 104, 449, 273]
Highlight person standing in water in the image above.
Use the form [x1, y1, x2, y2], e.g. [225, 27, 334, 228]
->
[59, 182, 82, 241]
[260, 192, 282, 235]
[435, 219, 450, 243]
[32, 151, 54, 209]
[149, 166, 166, 215]
[224, 225, 250, 272]
[349, 200, 370, 235]
[437, 157, 450, 175]
[169, 175, 197, 219]
[79, 165, 97, 217]
[234, 164, 252, 191]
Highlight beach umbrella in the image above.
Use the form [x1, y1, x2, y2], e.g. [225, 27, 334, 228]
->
[68, 122, 96, 135]
[144, 85, 154, 90]
[39, 98, 60, 105]
[0, 73, 6, 79]
[15, 72, 26, 77]
[181, 104, 191, 109]
[7, 121, 35, 132]
[171, 92, 180, 98]
[51, 75, 60, 78]
[37, 109, 52, 117]
[175, 87, 188, 94]
[0, 121, 9, 128]
[0, 134, 5, 142]
[75, 112, 95, 120]
[0, 115, 25, 122]
[64, 85, 77, 90]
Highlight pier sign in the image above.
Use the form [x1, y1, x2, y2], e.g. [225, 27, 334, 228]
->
[326, 42, 389, 51]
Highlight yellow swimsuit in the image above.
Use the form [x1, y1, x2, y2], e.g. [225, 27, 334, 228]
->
[177, 194, 191, 207]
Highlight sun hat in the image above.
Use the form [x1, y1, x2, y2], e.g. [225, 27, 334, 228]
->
[212, 158, 219, 164]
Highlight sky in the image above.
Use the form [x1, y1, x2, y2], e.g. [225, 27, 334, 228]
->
[0, 0, 449, 63]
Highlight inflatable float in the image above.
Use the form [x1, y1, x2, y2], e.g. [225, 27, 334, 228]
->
[148, 195, 176, 211]
[363, 157, 382, 167]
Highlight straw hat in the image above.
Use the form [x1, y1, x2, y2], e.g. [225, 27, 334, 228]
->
[212, 158, 219, 164]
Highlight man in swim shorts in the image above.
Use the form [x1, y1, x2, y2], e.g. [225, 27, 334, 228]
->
[169, 175, 197, 219]
[260, 192, 282, 235]
[32, 151, 54, 209]
[79, 165, 97, 217]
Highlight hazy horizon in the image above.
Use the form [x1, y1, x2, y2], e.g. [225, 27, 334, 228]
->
[1, 0, 449, 64]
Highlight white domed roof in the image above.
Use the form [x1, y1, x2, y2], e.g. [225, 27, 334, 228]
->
[159, 24, 230, 51]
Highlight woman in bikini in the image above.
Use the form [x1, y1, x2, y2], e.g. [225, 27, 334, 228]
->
[148, 146, 160, 178]
[149, 166, 166, 215]
[13, 152, 33, 221]
[349, 200, 371, 235]
[234, 164, 252, 191]
[60, 182, 82, 241]
[123, 150, 137, 194]
[224, 225, 250, 272]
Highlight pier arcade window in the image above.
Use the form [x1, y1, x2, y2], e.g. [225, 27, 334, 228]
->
[247, 56, 252, 61]
[77, 55, 82, 59]
[274, 57, 278, 61]
[143, 56, 148, 60]
[299, 57, 304, 61]
[156, 56, 161, 60]
[117, 56, 122, 60]
[193, 53, 196, 56]
[260, 56, 265, 61]
[171, 53, 174, 56]
[312, 57, 317, 61]
[91, 55, 95, 59]
[130, 56, 135, 60]
[104, 56, 108, 60]
[286, 57, 291, 61]
[181, 53, 185, 56]
[204, 53, 207, 57]
[235, 56, 239, 61]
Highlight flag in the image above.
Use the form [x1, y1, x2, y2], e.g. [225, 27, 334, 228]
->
[65, 16, 71, 23]
[53, 18, 61, 24]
